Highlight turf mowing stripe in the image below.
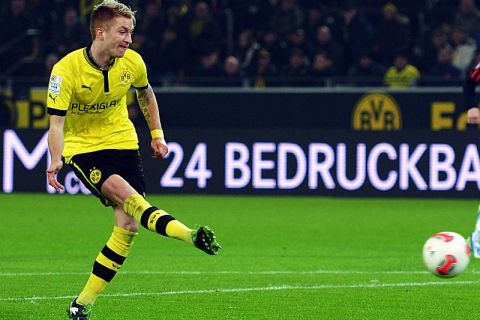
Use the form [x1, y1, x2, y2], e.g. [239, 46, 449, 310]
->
[0, 270, 435, 277]
[1, 281, 479, 302]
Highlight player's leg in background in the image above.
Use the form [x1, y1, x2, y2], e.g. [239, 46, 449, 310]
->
[469, 204, 480, 258]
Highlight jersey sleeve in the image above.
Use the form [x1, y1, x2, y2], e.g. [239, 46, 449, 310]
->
[463, 64, 480, 109]
[47, 63, 73, 116]
[132, 53, 149, 90]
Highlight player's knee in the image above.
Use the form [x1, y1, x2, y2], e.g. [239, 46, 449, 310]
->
[114, 206, 139, 232]
[117, 219, 139, 233]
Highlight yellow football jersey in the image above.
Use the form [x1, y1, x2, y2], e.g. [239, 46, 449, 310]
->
[47, 46, 148, 161]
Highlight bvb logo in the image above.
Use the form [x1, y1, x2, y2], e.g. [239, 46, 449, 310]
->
[352, 92, 402, 130]
[90, 168, 102, 184]
[120, 69, 131, 85]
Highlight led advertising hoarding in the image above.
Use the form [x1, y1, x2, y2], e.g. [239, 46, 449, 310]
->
[2, 129, 480, 197]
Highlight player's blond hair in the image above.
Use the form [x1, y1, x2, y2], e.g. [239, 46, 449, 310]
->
[90, 0, 136, 40]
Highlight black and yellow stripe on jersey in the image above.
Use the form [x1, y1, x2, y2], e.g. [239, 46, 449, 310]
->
[46, 45, 149, 161]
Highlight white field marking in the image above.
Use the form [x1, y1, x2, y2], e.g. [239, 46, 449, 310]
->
[0, 270, 437, 277]
[1, 281, 479, 302]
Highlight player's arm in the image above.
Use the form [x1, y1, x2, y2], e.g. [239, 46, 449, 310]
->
[136, 84, 168, 159]
[47, 114, 65, 191]
[464, 66, 480, 124]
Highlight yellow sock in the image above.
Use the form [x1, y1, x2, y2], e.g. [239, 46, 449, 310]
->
[77, 227, 137, 305]
[166, 220, 193, 244]
[123, 194, 193, 244]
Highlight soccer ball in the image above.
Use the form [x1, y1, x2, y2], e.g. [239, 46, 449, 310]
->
[422, 232, 470, 278]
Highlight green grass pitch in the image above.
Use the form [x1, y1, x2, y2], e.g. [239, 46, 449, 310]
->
[1, 193, 480, 319]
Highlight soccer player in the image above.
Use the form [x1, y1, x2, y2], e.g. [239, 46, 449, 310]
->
[464, 61, 480, 258]
[45, 1, 221, 319]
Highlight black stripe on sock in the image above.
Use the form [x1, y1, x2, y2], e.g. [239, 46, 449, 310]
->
[101, 245, 126, 265]
[140, 206, 159, 229]
[155, 215, 176, 236]
[92, 261, 116, 282]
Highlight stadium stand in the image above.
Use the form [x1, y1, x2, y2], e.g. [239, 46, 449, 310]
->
[0, 0, 478, 87]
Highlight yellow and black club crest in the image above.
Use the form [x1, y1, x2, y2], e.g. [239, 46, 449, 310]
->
[90, 168, 102, 184]
[352, 92, 402, 130]
[120, 68, 131, 85]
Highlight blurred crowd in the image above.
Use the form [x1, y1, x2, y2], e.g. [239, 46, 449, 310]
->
[2, 0, 480, 87]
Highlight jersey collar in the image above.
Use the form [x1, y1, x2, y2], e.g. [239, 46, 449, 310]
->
[84, 44, 116, 70]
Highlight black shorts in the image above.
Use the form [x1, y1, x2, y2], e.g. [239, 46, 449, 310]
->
[67, 149, 146, 207]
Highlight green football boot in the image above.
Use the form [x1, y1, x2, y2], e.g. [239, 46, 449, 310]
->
[191, 225, 221, 255]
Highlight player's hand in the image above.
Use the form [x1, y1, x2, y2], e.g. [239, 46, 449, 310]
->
[467, 107, 480, 124]
[151, 138, 168, 159]
[46, 160, 64, 191]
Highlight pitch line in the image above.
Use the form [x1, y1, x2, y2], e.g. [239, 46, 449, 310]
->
[0, 270, 435, 277]
[1, 281, 479, 302]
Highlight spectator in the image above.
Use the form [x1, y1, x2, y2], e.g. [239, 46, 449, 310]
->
[144, 26, 187, 84]
[139, 2, 167, 35]
[228, 0, 275, 33]
[286, 28, 314, 59]
[425, 46, 462, 86]
[419, 29, 452, 73]
[27, 0, 56, 38]
[0, 0, 35, 74]
[268, 0, 304, 39]
[258, 28, 288, 69]
[302, 4, 340, 43]
[311, 24, 344, 75]
[0, 0, 32, 43]
[164, 1, 190, 37]
[450, 26, 477, 74]
[248, 49, 279, 87]
[188, 49, 224, 86]
[303, 3, 324, 41]
[233, 29, 260, 71]
[281, 48, 308, 86]
[424, 0, 455, 32]
[306, 50, 336, 86]
[384, 52, 421, 88]
[373, 3, 411, 66]
[52, 7, 88, 57]
[132, 2, 167, 53]
[222, 56, 245, 86]
[339, 1, 375, 73]
[187, 1, 222, 60]
[348, 51, 385, 86]
[453, 0, 480, 39]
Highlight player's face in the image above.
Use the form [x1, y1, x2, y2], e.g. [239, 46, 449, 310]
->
[104, 16, 133, 58]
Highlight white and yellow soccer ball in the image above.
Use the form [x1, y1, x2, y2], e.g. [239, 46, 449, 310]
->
[422, 232, 470, 278]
